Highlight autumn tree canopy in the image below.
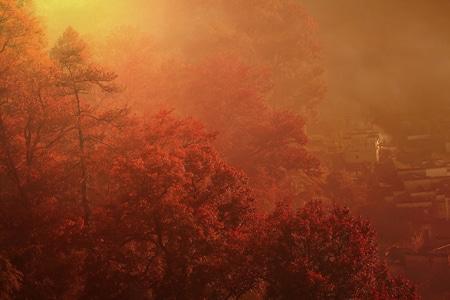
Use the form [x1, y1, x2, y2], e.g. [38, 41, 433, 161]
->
[0, 1, 420, 299]
[154, 0, 326, 116]
[82, 111, 261, 299]
[177, 53, 320, 206]
[0, 0, 46, 201]
[263, 200, 418, 299]
[95, 0, 326, 206]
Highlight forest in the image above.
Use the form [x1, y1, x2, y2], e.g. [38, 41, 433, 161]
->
[0, 0, 420, 299]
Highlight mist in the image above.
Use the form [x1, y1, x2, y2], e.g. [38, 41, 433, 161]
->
[35, 0, 450, 135]
[2, 0, 449, 298]
[300, 0, 450, 133]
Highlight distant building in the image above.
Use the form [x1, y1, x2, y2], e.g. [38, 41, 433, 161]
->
[376, 138, 398, 164]
[341, 131, 378, 164]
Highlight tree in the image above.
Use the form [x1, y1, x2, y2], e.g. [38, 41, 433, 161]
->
[178, 53, 320, 208]
[0, 0, 46, 204]
[223, 0, 326, 116]
[50, 26, 127, 225]
[0, 3, 86, 297]
[99, 47, 321, 207]
[94, 3, 324, 207]
[97, 26, 180, 113]
[0, 2, 77, 268]
[0, 254, 23, 300]
[97, 0, 325, 116]
[262, 200, 419, 299]
[84, 111, 261, 299]
[156, 0, 326, 116]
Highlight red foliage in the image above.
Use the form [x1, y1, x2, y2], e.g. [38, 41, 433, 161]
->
[0, 2, 419, 299]
[179, 54, 320, 206]
[262, 200, 420, 299]
[87, 111, 261, 299]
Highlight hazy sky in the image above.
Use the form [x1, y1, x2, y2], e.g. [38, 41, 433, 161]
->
[34, 0, 450, 132]
[300, 0, 450, 130]
[34, 0, 168, 42]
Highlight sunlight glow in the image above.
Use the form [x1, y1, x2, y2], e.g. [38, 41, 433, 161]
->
[34, 0, 166, 43]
